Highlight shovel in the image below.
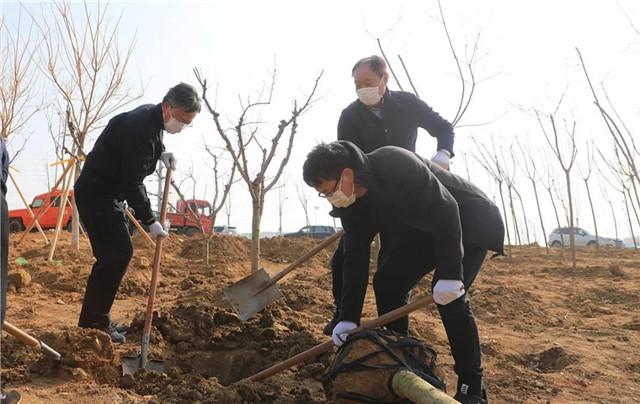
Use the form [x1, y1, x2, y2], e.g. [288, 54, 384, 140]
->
[248, 294, 435, 382]
[122, 167, 173, 376]
[225, 229, 344, 321]
[2, 321, 62, 360]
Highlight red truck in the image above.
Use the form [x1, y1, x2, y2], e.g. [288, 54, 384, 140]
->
[9, 189, 74, 232]
[167, 199, 213, 236]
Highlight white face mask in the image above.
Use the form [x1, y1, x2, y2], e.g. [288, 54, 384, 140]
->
[327, 174, 356, 208]
[164, 110, 187, 134]
[356, 78, 384, 106]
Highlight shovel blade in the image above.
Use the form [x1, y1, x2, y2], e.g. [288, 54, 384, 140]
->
[224, 268, 283, 322]
[121, 355, 165, 376]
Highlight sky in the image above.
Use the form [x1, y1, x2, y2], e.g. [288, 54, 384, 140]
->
[1, 0, 639, 243]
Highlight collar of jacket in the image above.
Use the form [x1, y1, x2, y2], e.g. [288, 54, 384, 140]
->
[154, 103, 165, 132]
[329, 140, 380, 218]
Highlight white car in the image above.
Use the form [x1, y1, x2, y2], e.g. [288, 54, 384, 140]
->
[548, 227, 623, 247]
[213, 225, 238, 235]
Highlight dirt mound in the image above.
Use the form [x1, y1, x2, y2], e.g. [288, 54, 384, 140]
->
[521, 346, 578, 373]
[33, 328, 120, 384]
[179, 234, 250, 263]
[0, 338, 40, 383]
[261, 237, 336, 267]
[1, 327, 120, 385]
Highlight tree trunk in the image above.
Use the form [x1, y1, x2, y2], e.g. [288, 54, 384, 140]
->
[516, 189, 531, 245]
[607, 199, 618, 241]
[547, 187, 564, 246]
[531, 180, 548, 250]
[250, 193, 263, 272]
[205, 214, 216, 266]
[497, 182, 511, 247]
[49, 164, 76, 261]
[584, 179, 598, 249]
[507, 185, 521, 245]
[70, 159, 81, 251]
[626, 188, 640, 246]
[623, 190, 637, 248]
[391, 369, 458, 404]
[303, 205, 310, 226]
[565, 171, 576, 269]
[630, 178, 640, 230]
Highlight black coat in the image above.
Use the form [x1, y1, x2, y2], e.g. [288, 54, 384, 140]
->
[76, 104, 165, 226]
[0, 137, 9, 196]
[331, 141, 504, 321]
[337, 90, 455, 155]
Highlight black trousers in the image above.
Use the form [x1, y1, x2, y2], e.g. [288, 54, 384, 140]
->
[331, 233, 486, 384]
[1, 194, 8, 325]
[76, 188, 133, 329]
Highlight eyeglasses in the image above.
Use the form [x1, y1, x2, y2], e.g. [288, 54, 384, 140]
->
[318, 178, 340, 198]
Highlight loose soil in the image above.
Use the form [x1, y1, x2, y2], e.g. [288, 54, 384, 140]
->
[2, 233, 639, 403]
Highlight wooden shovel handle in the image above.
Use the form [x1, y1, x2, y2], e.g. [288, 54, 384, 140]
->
[3, 321, 62, 360]
[267, 230, 344, 286]
[3, 321, 40, 348]
[125, 208, 155, 247]
[141, 167, 172, 353]
[247, 294, 434, 382]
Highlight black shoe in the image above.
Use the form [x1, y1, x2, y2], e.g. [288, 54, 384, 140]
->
[323, 316, 339, 336]
[110, 321, 129, 333]
[454, 383, 488, 404]
[105, 323, 127, 343]
[0, 390, 22, 404]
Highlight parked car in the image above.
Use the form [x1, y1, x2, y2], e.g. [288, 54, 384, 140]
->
[284, 225, 337, 239]
[213, 225, 238, 235]
[548, 227, 623, 247]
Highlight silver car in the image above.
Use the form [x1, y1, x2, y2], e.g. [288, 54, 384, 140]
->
[548, 227, 623, 247]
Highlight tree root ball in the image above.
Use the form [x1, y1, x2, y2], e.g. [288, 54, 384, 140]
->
[326, 330, 444, 403]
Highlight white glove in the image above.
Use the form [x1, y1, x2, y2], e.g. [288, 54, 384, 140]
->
[433, 279, 465, 305]
[160, 152, 177, 170]
[431, 149, 451, 170]
[331, 321, 358, 347]
[149, 221, 169, 239]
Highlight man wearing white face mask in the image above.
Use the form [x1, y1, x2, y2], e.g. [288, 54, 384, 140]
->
[303, 141, 504, 404]
[338, 55, 454, 168]
[325, 55, 455, 336]
[74, 83, 200, 342]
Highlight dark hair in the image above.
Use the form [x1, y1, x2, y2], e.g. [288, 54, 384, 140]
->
[351, 55, 387, 77]
[163, 83, 202, 113]
[303, 143, 353, 187]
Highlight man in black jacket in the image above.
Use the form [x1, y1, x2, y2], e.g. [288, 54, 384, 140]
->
[303, 141, 504, 404]
[0, 137, 21, 404]
[75, 83, 201, 342]
[326, 55, 455, 335]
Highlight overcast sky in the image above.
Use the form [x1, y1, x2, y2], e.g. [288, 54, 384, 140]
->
[1, 0, 639, 242]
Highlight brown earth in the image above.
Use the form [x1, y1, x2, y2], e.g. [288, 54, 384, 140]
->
[2, 232, 639, 403]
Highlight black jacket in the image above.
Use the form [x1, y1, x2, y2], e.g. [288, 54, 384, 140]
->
[76, 104, 165, 226]
[0, 138, 9, 196]
[337, 90, 454, 155]
[332, 141, 504, 323]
